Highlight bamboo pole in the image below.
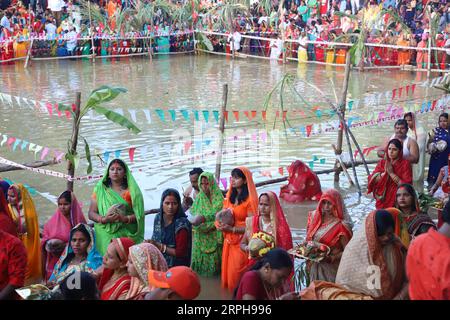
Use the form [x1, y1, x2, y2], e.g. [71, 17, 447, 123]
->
[67, 92, 82, 192]
[427, 35, 432, 78]
[24, 38, 34, 68]
[334, 52, 351, 182]
[215, 84, 228, 181]
[280, 0, 286, 64]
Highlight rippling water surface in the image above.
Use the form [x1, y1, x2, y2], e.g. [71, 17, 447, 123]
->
[0, 55, 444, 298]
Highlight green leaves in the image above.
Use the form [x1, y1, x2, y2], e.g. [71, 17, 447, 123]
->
[85, 85, 128, 109]
[196, 32, 214, 51]
[65, 151, 80, 170]
[82, 137, 93, 174]
[92, 106, 141, 134]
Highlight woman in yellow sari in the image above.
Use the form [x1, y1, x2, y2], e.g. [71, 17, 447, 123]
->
[7, 184, 42, 284]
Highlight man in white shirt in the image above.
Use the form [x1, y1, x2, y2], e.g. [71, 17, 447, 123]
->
[182, 167, 204, 213]
[45, 20, 57, 39]
[65, 26, 78, 55]
[227, 29, 242, 52]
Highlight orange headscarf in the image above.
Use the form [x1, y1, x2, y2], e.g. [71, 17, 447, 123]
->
[225, 166, 259, 215]
[306, 189, 353, 247]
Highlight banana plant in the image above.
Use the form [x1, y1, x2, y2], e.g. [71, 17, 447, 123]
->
[206, 0, 250, 34]
[59, 86, 141, 174]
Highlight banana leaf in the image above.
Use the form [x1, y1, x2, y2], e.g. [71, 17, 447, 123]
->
[82, 137, 93, 174]
[92, 105, 141, 134]
[85, 86, 127, 109]
[196, 32, 214, 51]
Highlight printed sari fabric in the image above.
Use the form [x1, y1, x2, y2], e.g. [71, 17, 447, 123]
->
[190, 172, 224, 277]
[41, 192, 86, 282]
[93, 160, 145, 255]
[151, 189, 192, 268]
[406, 228, 450, 300]
[221, 167, 259, 291]
[98, 238, 135, 300]
[0, 189, 17, 236]
[126, 243, 168, 300]
[306, 189, 353, 282]
[334, 211, 407, 300]
[49, 224, 103, 285]
[251, 191, 293, 252]
[7, 184, 42, 284]
[427, 125, 450, 186]
[367, 146, 412, 209]
[386, 207, 436, 248]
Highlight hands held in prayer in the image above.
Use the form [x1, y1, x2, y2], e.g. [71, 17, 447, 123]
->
[385, 160, 394, 175]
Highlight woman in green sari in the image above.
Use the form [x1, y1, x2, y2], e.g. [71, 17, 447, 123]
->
[88, 159, 144, 255]
[189, 172, 223, 277]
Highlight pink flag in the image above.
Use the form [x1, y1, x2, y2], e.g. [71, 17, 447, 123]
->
[128, 147, 136, 163]
[46, 103, 53, 116]
[40, 147, 49, 160]
[392, 89, 396, 100]
[220, 178, 228, 190]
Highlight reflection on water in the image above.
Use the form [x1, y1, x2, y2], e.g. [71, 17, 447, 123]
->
[0, 55, 443, 298]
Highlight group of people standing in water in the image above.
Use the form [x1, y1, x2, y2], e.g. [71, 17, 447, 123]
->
[1, 110, 449, 300]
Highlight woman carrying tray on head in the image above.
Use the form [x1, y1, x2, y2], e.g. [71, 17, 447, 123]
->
[305, 189, 353, 282]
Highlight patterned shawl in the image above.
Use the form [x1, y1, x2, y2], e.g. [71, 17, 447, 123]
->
[126, 243, 168, 299]
[190, 172, 223, 252]
[151, 188, 192, 267]
[49, 223, 103, 284]
[252, 191, 293, 251]
[335, 211, 406, 300]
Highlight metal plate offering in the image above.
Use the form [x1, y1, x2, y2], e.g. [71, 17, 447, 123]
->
[289, 241, 331, 262]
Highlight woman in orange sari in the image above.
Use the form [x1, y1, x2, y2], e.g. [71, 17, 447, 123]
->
[367, 139, 412, 209]
[7, 184, 42, 285]
[98, 237, 135, 300]
[397, 34, 411, 66]
[218, 167, 258, 291]
[306, 189, 353, 282]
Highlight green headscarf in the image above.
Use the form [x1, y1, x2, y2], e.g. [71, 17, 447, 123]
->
[93, 159, 145, 255]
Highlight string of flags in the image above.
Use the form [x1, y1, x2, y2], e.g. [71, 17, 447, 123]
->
[0, 133, 65, 161]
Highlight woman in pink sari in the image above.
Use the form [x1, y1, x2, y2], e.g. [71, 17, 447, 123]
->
[41, 191, 86, 282]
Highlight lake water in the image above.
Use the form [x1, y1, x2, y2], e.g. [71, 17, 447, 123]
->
[0, 54, 445, 299]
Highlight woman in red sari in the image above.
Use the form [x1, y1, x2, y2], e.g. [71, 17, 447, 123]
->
[218, 167, 259, 292]
[41, 191, 87, 282]
[368, 139, 412, 209]
[241, 192, 293, 267]
[306, 189, 353, 282]
[98, 237, 135, 300]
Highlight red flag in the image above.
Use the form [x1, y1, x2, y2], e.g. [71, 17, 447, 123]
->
[276, 111, 280, 118]
[233, 111, 239, 121]
[398, 87, 403, 98]
[128, 147, 136, 163]
[262, 111, 267, 121]
[282, 111, 288, 121]
[392, 88, 396, 100]
[224, 111, 228, 123]
[72, 103, 77, 112]
[411, 84, 416, 94]
[46, 103, 53, 116]
[251, 110, 257, 119]
[65, 110, 71, 119]
[306, 125, 312, 137]
[431, 100, 437, 111]
[184, 142, 192, 155]
[244, 111, 252, 120]
[7, 137, 16, 148]
[278, 167, 284, 176]
[406, 85, 410, 95]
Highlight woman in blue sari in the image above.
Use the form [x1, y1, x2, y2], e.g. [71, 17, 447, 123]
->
[48, 223, 102, 286]
[427, 113, 450, 186]
[150, 189, 192, 268]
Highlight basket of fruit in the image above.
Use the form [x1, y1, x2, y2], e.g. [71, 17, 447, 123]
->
[289, 241, 331, 262]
